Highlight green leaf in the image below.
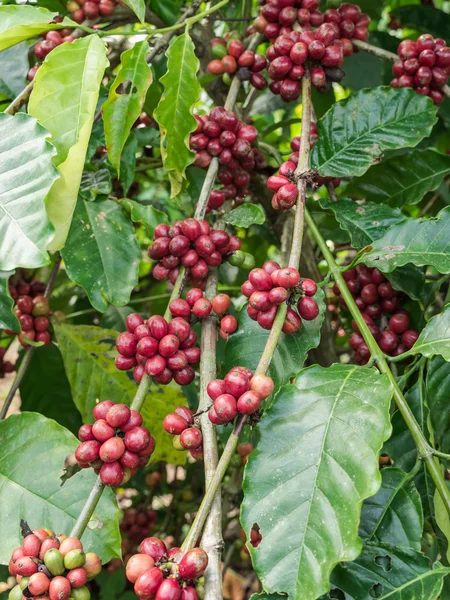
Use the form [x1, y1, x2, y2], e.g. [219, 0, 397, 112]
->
[311, 87, 437, 178]
[119, 198, 168, 235]
[28, 35, 108, 250]
[100, 305, 134, 332]
[224, 204, 265, 228]
[150, 0, 183, 24]
[54, 323, 186, 464]
[0, 6, 77, 51]
[19, 345, 81, 435]
[61, 198, 140, 313]
[120, 132, 137, 196]
[154, 33, 201, 197]
[241, 364, 393, 600]
[223, 289, 325, 400]
[319, 197, 406, 248]
[324, 543, 449, 600]
[249, 595, 285, 600]
[358, 206, 450, 274]
[427, 356, 450, 454]
[345, 149, 450, 208]
[120, 0, 145, 24]
[0, 412, 120, 564]
[408, 304, 450, 361]
[0, 42, 29, 98]
[0, 113, 57, 271]
[80, 169, 112, 200]
[435, 481, 450, 564]
[103, 42, 152, 172]
[394, 5, 450, 40]
[0, 270, 20, 333]
[359, 467, 423, 550]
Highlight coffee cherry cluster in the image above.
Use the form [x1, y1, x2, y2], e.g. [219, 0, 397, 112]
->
[241, 262, 319, 333]
[66, 0, 117, 24]
[115, 312, 200, 386]
[120, 506, 158, 566]
[126, 537, 207, 600]
[75, 400, 155, 486]
[333, 265, 420, 363]
[28, 25, 75, 81]
[149, 220, 242, 287]
[208, 37, 269, 90]
[0, 347, 15, 379]
[8, 528, 101, 600]
[190, 107, 265, 210]
[255, 3, 370, 99]
[163, 406, 203, 461]
[183, 290, 238, 340]
[207, 367, 274, 425]
[391, 34, 450, 104]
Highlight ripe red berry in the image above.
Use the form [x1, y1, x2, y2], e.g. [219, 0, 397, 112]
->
[192, 298, 212, 318]
[100, 461, 124, 486]
[106, 404, 131, 428]
[378, 330, 399, 353]
[134, 566, 164, 598]
[224, 370, 250, 398]
[126, 554, 155, 584]
[401, 329, 419, 349]
[221, 315, 238, 334]
[180, 427, 203, 449]
[389, 313, 410, 334]
[116, 332, 137, 357]
[92, 419, 115, 442]
[297, 297, 319, 320]
[49, 576, 71, 600]
[178, 548, 209, 580]
[237, 390, 262, 414]
[163, 414, 189, 435]
[250, 374, 274, 399]
[140, 537, 167, 561]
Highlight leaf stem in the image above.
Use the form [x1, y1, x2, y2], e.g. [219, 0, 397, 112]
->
[305, 208, 450, 515]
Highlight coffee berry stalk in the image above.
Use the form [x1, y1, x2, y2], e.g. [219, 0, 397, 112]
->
[4, 277, 51, 347]
[163, 406, 203, 460]
[8, 527, 101, 600]
[125, 537, 207, 600]
[75, 400, 155, 486]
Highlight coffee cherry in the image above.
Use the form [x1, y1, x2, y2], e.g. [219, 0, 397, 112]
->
[192, 298, 212, 318]
[379, 330, 399, 353]
[100, 461, 124, 486]
[64, 548, 86, 570]
[237, 390, 262, 414]
[250, 374, 274, 399]
[178, 548, 208, 580]
[221, 315, 238, 334]
[100, 437, 125, 463]
[126, 554, 155, 584]
[402, 329, 419, 348]
[134, 567, 164, 598]
[49, 576, 71, 600]
[297, 297, 319, 320]
[106, 403, 131, 428]
[92, 419, 115, 442]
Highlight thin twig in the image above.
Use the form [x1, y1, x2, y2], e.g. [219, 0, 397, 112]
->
[5, 81, 34, 116]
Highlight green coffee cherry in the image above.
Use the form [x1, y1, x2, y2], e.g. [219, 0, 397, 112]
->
[241, 253, 256, 270]
[44, 548, 65, 576]
[19, 577, 30, 591]
[64, 549, 86, 570]
[8, 585, 22, 600]
[212, 44, 227, 59]
[70, 586, 91, 600]
[222, 73, 232, 86]
[230, 454, 242, 468]
[172, 435, 184, 451]
[228, 251, 245, 267]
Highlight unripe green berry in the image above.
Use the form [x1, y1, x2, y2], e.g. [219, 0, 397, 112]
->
[173, 435, 184, 451]
[19, 577, 30, 591]
[241, 253, 256, 270]
[8, 585, 22, 600]
[228, 251, 245, 267]
[70, 586, 91, 600]
[64, 549, 86, 570]
[44, 548, 65, 575]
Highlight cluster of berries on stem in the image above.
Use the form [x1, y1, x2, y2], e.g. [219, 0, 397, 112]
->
[8, 526, 101, 600]
[5, 277, 51, 348]
[207, 367, 274, 425]
[126, 537, 207, 600]
[190, 107, 265, 211]
[28, 22, 75, 81]
[208, 37, 269, 90]
[254, 2, 370, 98]
[148, 220, 242, 287]
[391, 34, 450, 105]
[333, 265, 420, 363]
[242, 262, 319, 333]
[116, 312, 200, 385]
[120, 506, 158, 565]
[66, 0, 117, 24]
[75, 400, 155, 486]
[163, 406, 203, 460]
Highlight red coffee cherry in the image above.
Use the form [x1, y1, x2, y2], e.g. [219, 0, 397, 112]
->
[221, 315, 238, 334]
[126, 554, 155, 584]
[178, 548, 209, 580]
[297, 297, 319, 320]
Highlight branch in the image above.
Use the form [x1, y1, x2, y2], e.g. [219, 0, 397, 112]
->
[5, 81, 34, 116]
[305, 208, 450, 515]
[0, 254, 62, 420]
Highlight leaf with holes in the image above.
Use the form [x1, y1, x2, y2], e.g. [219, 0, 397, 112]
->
[0, 113, 57, 271]
[311, 87, 437, 178]
[359, 467, 423, 550]
[357, 206, 450, 274]
[323, 543, 449, 600]
[319, 197, 406, 248]
[154, 33, 200, 197]
[241, 364, 393, 600]
[407, 304, 450, 361]
[0, 5, 77, 51]
[54, 323, 186, 464]
[224, 204, 265, 228]
[427, 357, 450, 454]
[120, 199, 168, 236]
[345, 149, 450, 207]
[61, 198, 140, 313]
[0, 412, 120, 564]
[223, 289, 325, 401]
[28, 35, 108, 250]
[103, 42, 152, 173]
[0, 270, 20, 333]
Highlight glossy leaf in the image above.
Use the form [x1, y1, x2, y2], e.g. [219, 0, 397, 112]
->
[394, 5, 450, 39]
[61, 198, 140, 313]
[223, 289, 325, 399]
[324, 543, 449, 600]
[319, 197, 406, 248]
[359, 467, 423, 550]
[0, 270, 20, 333]
[427, 357, 450, 454]
[408, 304, 450, 361]
[346, 149, 450, 207]
[0, 113, 57, 271]
[28, 35, 108, 250]
[358, 206, 450, 274]
[154, 33, 200, 197]
[103, 41, 152, 172]
[241, 364, 393, 600]
[0, 6, 77, 51]
[224, 204, 265, 228]
[120, 199, 168, 235]
[311, 87, 437, 178]
[19, 345, 81, 435]
[54, 323, 186, 464]
[0, 412, 120, 563]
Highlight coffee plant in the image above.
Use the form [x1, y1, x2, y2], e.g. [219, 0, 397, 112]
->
[2, 0, 450, 599]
